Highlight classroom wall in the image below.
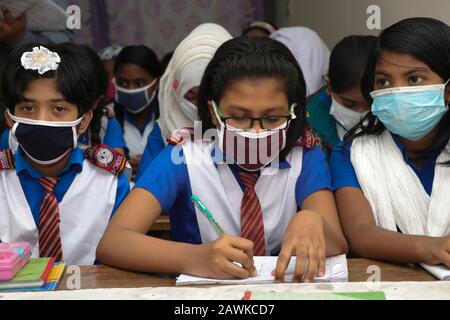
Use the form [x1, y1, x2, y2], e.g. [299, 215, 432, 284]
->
[71, 0, 264, 57]
[274, 0, 450, 50]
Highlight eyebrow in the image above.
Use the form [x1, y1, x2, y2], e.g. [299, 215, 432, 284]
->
[20, 97, 66, 103]
[226, 105, 287, 113]
[375, 67, 430, 77]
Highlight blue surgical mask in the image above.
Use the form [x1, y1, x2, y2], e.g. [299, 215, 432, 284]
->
[115, 78, 157, 114]
[371, 81, 449, 141]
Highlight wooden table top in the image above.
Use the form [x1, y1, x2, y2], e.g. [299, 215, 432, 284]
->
[57, 258, 436, 291]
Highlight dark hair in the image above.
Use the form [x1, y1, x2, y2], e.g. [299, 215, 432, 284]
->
[198, 36, 307, 159]
[77, 44, 108, 145]
[2, 42, 102, 116]
[161, 51, 174, 74]
[346, 17, 450, 160]
[113, 45, 162, 125]
[329, 35, 377, 93]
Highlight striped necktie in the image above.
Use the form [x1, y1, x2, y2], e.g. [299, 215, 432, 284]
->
[239, 171, 266, 256]
[38, 177, 63, 262]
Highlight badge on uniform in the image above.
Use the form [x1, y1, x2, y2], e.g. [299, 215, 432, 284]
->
[0, 150, 15, 170]
[166, 127, 195, 146]
[85, 145, 126, 176]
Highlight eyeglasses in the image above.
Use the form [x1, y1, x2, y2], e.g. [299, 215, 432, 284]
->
[213, 101, 296, 131]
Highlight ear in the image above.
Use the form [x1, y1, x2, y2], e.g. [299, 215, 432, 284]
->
[445, 83, 450, 105]
[4, 110, 14, 129]
[324, 75, 331, 96]
[77, 110, 93, 135]
[208, 100, 219, 127]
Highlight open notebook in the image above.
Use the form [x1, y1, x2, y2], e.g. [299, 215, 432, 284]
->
[176, 254, 348, 286]
[420, 264, 450, 280]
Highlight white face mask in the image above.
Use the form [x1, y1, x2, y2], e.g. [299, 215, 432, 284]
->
[179, 98, 199, 121]
[329, 95, 369, 140]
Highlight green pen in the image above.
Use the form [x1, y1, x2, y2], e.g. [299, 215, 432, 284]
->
[191, 194, 227, 236]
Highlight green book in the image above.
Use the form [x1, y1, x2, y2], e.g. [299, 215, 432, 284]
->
[243, 291, 386, 300]
[0, 258, 54, 290]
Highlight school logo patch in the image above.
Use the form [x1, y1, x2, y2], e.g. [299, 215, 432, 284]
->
[95, 147, 115, 166]
[85, 144, 126, 176]
[0, 150, 15, 170]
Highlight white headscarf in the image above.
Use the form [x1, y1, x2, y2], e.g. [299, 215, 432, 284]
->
[159, 23, 232, 139]
[270, 27, 330, 96]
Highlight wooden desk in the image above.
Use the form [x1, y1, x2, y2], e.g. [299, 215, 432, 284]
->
[57, 259, 436, 290]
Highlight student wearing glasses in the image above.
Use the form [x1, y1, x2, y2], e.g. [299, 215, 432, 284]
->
[97, 37, 348, 282]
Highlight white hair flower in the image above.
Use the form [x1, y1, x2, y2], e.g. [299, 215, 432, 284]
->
[20, 46, 61, 75]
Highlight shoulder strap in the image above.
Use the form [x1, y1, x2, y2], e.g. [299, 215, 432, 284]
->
[0, 149, 15, 170]
[84, 144, 126, 176]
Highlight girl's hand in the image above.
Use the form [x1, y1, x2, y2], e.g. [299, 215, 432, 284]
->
[275, 210, 326, 283]
[419, 236, 450, 267]
[188, 235, 256, 279]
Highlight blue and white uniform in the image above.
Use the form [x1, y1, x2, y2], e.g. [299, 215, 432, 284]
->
[136, 139, 332, 255]
[0, 146, 130, 265]
[120, 99, 165, 160]
[330, 132, 442, 195]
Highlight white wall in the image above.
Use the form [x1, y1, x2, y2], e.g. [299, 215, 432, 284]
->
[275, 0, 450, 50]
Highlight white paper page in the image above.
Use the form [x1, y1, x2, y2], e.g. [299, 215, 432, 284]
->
[0, 0, 67, 31]
[420, 264, 450, 281]
[176, 254, 348, 286]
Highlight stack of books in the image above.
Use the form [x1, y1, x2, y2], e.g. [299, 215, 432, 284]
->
[0, 242, 65, 291]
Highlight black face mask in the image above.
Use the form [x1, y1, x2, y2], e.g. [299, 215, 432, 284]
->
[8, 110, 83, 165]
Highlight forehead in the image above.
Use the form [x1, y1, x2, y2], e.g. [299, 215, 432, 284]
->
[376, 50, 430, 72]
[221, 78, 287, 103]
[23, 78, 64, 99]
[115, 63, 152, 79]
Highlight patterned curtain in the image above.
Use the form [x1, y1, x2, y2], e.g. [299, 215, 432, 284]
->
[70, 0, 265, 57]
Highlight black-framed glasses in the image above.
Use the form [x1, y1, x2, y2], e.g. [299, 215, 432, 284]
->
[213, 101, 296, 131]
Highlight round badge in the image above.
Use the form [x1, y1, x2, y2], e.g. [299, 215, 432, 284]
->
[95, 147, 114, 166]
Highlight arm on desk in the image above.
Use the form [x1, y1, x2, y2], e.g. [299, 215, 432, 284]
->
[335, 187, 450, 267]
[96, 188, 256, 280]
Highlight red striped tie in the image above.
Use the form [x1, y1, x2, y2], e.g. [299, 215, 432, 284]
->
[38, 177, 63, 262]
[239, 171, 266, 256]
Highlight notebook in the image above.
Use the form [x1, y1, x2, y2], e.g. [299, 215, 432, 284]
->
[4, 262, 67, 292]
[0, 257, 54, 290]
[420, 264, 450, 281]
[242, 291, 386, 300]
[0, 0, 67, 31]
[176, 254, 348, 286]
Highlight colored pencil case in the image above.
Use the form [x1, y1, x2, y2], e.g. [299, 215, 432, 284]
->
[0, 242, 32, 281]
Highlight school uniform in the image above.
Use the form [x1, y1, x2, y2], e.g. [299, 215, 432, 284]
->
[121, 99, 165, 159]
[0, 145, 130, 265]
[306, 87, 341, 158]
[134, 121, 166, 182]
[135, 133, 332, 256]
[330, 132, 442, 195]
[330, 131, 450, 237]
[78, 117, 127, 150]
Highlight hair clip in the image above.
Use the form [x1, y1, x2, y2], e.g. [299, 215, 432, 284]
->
[21, 46, 61, 75]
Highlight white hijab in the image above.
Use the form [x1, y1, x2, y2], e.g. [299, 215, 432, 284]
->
[270, 27, 330, 96]
[159, 23, 232, 139]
